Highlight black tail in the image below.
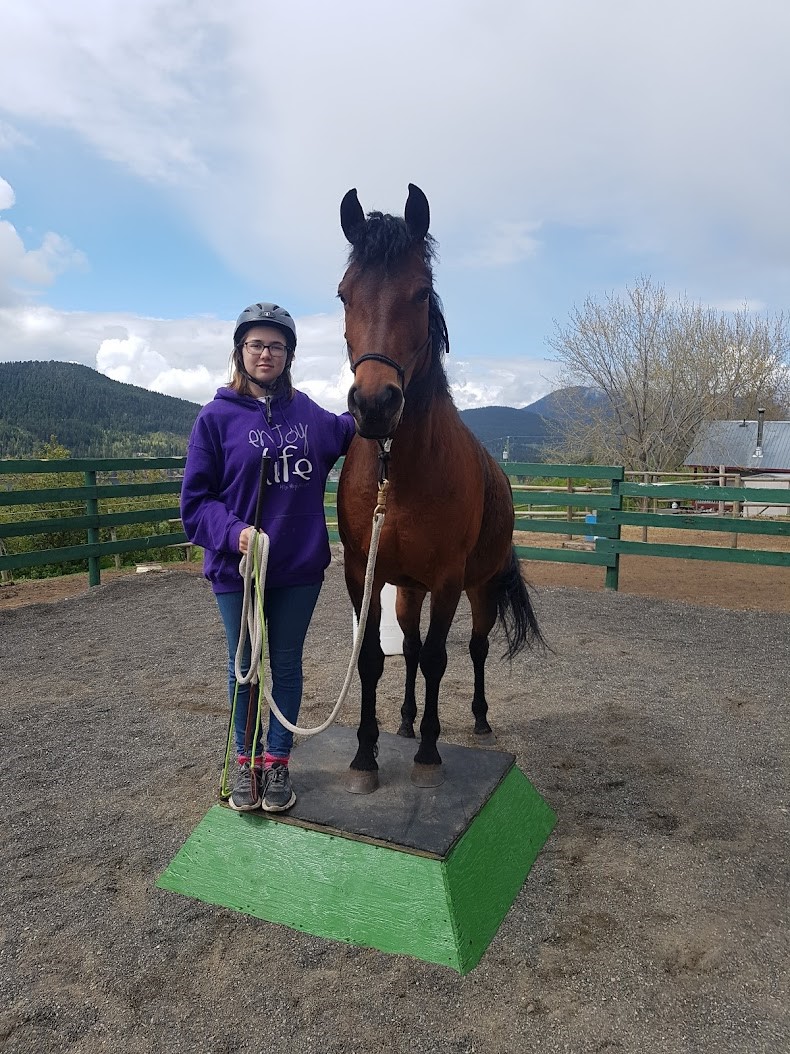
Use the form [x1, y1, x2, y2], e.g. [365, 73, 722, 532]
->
[496, 547, 545, 660]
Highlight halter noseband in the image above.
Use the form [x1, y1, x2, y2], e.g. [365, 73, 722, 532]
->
[348, 332, 431, 390]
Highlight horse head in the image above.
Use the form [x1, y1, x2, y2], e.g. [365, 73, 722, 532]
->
[339, 184, 437, 440]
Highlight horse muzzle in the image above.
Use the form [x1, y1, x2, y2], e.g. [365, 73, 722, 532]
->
[348, 381, 404, 440]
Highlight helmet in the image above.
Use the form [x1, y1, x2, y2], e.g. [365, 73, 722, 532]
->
[233, 302, 297, 349]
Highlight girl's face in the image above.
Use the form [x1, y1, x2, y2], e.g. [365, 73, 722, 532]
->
[239, 324, 289, 389]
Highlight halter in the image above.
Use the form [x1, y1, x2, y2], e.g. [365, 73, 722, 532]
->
[348, 331, 431, 390]
[348, 330, 432, 478]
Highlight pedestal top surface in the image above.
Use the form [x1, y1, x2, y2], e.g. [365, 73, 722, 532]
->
[262, 726, 515, 858]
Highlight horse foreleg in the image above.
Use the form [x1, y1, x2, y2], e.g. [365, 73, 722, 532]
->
[397, 586, 425, 739]
[467, 583, 499, 742]
[348, 597, 384, 793]
[344, 564, 384, 793]
[412, 585, 462, 787]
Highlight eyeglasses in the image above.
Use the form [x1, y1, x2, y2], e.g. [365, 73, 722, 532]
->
[243, 340, 288, 358]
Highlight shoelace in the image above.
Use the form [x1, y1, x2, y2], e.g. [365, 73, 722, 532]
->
[266, 765, 287, 787]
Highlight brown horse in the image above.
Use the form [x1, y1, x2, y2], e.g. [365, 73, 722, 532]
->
[337, 184, 543, 793]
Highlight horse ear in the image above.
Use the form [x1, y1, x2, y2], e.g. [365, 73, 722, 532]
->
[404, 183, 430, 241]
[340, 188, 366, 246]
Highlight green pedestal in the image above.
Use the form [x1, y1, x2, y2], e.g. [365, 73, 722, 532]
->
[157, 728, 555, 974]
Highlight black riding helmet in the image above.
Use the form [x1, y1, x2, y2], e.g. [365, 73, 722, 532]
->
[233, 302, 297, 350]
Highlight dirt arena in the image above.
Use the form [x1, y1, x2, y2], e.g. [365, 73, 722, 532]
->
[1, 550, 787, 1053]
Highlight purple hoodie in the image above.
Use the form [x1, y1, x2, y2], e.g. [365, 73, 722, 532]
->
[181, 387, 356, 593]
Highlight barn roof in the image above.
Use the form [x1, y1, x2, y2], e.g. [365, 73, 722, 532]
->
[684, 419, 790, 472]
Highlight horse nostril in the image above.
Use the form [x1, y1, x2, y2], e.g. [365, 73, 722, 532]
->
[381, 384, 402, 415]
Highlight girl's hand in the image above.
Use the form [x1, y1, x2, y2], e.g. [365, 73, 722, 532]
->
[239, 526, 253, 554]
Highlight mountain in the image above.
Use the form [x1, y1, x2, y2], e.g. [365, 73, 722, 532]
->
[457, 405, 552, 461]
[525, 386, 609, 422]
[0, 361, 200, 458]
[457, 388, 605, 461]
[0, 359, 600, 461]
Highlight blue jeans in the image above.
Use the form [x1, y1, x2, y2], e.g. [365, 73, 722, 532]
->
[216, 582, 322, 762]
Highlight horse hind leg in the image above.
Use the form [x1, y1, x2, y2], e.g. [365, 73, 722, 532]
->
[467, 583, 499, 743]
[397, 586, 425, 739]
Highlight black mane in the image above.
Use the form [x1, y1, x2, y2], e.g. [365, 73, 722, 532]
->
[347, 211, 438, 272]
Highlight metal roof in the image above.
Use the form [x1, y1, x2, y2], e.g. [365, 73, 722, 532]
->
[684, 419, 790, 471]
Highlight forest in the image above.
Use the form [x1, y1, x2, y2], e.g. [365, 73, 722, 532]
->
[0, 361, 200, 458]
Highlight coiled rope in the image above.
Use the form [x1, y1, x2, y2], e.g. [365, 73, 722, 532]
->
[219, 482, 389, 796]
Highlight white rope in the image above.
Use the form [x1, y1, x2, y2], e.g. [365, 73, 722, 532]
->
[234, 530, 269, 685]
[235, 509, 386, 738]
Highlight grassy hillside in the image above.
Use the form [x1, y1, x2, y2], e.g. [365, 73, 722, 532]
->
[0, 361, 201, 458]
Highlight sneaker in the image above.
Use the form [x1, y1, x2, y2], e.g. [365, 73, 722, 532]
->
[229, 762, 261, 812]
[262, 763, 296, 812]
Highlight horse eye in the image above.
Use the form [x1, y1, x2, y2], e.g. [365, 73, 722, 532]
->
[415, 287, 431, 303]
[337, 290, 347, 306]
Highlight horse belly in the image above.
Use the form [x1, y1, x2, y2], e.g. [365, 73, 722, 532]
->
[375, 506, 477, 590]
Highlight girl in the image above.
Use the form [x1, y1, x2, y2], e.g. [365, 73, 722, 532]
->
[181, 302, 355, 811]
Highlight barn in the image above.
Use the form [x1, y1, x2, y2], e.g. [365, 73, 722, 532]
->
[684, 410, 790, 516]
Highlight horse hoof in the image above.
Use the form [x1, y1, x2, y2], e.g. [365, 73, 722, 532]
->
[397, 724, 416, 739]
[411, 763, 444, 788]
[345, 768, 380, 794]
[474, 729, 497, 746]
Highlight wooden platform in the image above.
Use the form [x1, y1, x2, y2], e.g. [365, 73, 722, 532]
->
[157, 727, 556, 974]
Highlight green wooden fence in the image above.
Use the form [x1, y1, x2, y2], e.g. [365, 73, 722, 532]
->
[596, 479, 790, 588]
[0, 457, 188, 587]
[2, 456, 788, 591]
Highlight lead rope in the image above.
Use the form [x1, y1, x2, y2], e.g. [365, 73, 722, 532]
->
[219, 467, 391, 797]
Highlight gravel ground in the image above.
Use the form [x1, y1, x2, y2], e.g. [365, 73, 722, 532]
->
[0, 552, 787, 1054]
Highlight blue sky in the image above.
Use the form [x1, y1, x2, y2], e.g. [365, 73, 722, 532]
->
[1, 0, 788, 413]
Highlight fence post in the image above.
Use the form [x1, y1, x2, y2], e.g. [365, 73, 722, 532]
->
[84, 469, 101, 587]
[604, 476, 622, 590]
[109, 528, 122, 569]
[0, 539, 12, 585]
[566, 477, 573, 537]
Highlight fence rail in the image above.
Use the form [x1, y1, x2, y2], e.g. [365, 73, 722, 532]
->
[2, 456, 789, 590]
[0, 457, 188, 586]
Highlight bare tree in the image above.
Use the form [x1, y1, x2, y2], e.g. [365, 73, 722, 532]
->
[546, 277, 790, 471]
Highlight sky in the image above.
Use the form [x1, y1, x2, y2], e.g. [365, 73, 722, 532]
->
[0, 0, 788, 415]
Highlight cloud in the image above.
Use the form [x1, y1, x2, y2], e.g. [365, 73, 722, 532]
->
[0, 120, 30, 151]
[96, 331, 224, 404]
[18, 232, 87, 287]
[0, 1, 787, 415]
[0, 304, 229, 403]
[447, 356, 560, 411]
[0, 1, 231, 187]
[0, 178, 87, 305]
[707, 299, 769, 315]
[0, 297, 559, 412]
[458, 221, 542, 269]
[96, 334, 170, 385]
[0, 177, 14, 210]
[3, 1, 788, 297]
